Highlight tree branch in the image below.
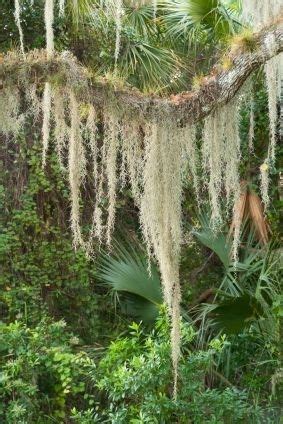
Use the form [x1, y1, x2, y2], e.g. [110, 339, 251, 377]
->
[0, 23, 282, 124]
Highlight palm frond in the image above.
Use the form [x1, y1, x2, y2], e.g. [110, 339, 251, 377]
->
[193, 216, 280, 342]
[119, 38, 184, 92]
[193, 210, 231, 269]
[66, 0, 97, 28]
[160, 0, 239, 41]
[97, 240, 163, 322]
[124, 3, 156, 39]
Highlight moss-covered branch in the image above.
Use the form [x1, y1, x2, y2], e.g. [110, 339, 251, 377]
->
[0, 23, 282, 124]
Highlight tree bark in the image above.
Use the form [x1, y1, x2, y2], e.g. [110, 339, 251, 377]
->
[0, 24, 282, 125]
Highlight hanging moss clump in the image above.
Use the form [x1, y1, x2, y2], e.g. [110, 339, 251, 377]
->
[242, 0, 282, 203]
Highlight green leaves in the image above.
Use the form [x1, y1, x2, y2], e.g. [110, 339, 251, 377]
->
[192, 211, 231, 269]
[0, 319, 96, 423]
[95, 314, 265, 422]
[213, 292, 264, 334]
[0, 0, 242, 93]
[98, 241, 163, 322]
[160, 0, 239, 42]
[119, 39, 183, 92]
[125, 2, 156, 40]
[193, 212, 280, 339]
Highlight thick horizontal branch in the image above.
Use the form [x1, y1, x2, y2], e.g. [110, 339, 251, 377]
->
[0, 22, 282, 125]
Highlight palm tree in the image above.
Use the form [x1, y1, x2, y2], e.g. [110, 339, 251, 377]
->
[65, 0, 241, 92]
[192, 212, 280, 339]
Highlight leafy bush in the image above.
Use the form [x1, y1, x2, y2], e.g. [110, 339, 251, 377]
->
[93, 313, 266, 423]
[1, 313, 279, 423]
[0, 318, 96, 423]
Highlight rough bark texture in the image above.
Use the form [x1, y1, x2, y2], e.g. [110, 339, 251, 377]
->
[0, 24, 282, 124]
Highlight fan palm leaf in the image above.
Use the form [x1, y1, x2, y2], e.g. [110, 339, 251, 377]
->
[160, 0, 240, 41]
[193, 212, 280, 339]
[97, 240, 163, 322]
[119, 38, 184, 91]
[192, 210, 231, 269]
[124, 3, 156, 39]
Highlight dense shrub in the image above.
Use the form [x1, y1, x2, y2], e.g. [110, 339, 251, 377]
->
[92, 315, 270, 423]
[2, 314, 276, 423]
[0, 318, 96, 423]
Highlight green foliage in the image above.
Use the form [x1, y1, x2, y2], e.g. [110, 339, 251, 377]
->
[0, 313, 279, 423]
[212, 292, 265, 333]
[98, 241, 162, 322]
[192, 211, 231, 269]
[193, 214, 280, 338]
[191, 217, 281, 415]
[0, 135, 103, 342]
[161, 0, 239, 40]
[0, 318, 96, 423]
[0, 0, 67, 52]
[0, 0, 242, 93]
[94, 314, 267, 423]
[0, 2, 281, 421]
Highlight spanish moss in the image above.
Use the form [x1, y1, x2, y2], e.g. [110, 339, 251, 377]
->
[68, 91, 86, 249]
[45, 0, 54, 57]
[260, 161, 270, 211]
[14, 0, 25, 56]
[42, 82, 52, 168]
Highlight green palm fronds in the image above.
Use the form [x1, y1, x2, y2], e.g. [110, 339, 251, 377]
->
[97, 240, 163, 322]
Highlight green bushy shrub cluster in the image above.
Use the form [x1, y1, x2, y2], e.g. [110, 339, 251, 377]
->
[0, 318, 96, 423]
[92, 315, 278, 423]
[2, 313, 277, 423]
